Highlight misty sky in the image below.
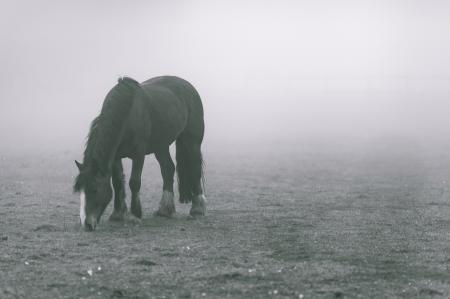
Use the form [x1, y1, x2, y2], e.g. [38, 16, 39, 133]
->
[1, 0, 449, 152]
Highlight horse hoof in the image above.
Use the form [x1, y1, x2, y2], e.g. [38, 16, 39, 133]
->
[154, 208, 175, 218]
[189, 207, 205, 217]
[125, 212, 142, 225]
[154, 204, 175, 218]
[155, 191, 175, 217]
[130, 206, 142, 219]
[179, 196, 192, 203]
[109, 210, 126, 222]
[189, 194, 207, 217]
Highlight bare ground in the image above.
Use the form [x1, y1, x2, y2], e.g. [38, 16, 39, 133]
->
[1, 141, 450, 298]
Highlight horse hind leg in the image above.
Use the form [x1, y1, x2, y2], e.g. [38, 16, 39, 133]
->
[154, 149, 176, 217]
[190, 153, 207, 217]
[176, 137, 193, 204]
[176, 137, 206, 216]
[109, 159, 128, 221]
[128, 155, 145, 223]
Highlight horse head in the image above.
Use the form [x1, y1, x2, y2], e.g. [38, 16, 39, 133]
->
[74, 160, 112, 231]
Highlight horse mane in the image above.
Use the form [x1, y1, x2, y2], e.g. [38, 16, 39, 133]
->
[74, 77, 140, 192]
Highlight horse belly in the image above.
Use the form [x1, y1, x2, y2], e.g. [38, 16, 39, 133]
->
[146, 102, 187, 153]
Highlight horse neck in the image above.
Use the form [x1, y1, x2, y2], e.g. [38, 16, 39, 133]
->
[84, 101, 132, 174]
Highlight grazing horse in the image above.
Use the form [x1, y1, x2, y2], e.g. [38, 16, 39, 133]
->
[73, 76, 206, 231]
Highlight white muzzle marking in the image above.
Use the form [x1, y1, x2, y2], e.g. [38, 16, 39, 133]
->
[80, 191, 86, 226]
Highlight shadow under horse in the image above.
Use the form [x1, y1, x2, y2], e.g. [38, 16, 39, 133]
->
[73, 76, 206, 231]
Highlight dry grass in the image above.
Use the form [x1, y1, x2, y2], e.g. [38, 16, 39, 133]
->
[1, 143, 450, 298]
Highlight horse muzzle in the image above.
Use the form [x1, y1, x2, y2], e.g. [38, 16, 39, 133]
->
[83, 216, 97, 232]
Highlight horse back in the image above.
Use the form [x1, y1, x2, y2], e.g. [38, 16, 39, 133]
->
[142, 76, 204, 141]
[118, 76, 202, 157]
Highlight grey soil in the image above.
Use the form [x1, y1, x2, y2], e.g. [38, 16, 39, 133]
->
[1, 143, 449, 298]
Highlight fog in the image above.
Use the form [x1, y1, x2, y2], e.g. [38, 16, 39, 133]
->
[1, 0, 449, 154]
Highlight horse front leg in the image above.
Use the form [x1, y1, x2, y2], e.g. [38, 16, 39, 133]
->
[154, 149, 176, 217]
[109, 159, 127, 221]
[129, 155, 145, 220]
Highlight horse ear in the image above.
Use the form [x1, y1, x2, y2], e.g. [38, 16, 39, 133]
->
[119, 76, 139, 87]
[75, 160, 84, 171]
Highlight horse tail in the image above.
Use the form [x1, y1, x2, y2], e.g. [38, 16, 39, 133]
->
[176, 135, 204, 203]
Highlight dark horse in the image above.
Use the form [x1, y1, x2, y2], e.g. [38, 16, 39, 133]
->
[73, 76, 206, 231]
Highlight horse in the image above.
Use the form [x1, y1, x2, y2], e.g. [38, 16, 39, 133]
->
[73, 76, 206, 231]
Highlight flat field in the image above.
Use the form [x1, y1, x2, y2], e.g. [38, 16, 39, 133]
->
[1, 141, 450, 298]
